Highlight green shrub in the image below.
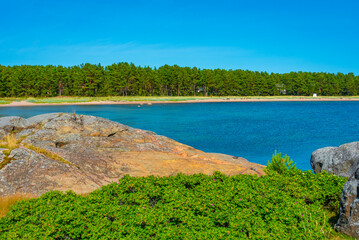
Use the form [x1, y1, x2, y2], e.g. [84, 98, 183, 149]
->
[265, 150, 297, 175]
[0, 168, 347, 239]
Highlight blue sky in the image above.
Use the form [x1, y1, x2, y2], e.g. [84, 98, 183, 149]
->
[1, 0, 358, 74]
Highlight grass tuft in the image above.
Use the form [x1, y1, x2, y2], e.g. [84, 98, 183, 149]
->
[0, 155, 14, 170]
[24, 144, 79, 169]
[0, 134, 20, 169]
[0, 134, 19, 150]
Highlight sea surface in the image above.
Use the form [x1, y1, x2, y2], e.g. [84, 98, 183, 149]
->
[1, 101, 359, 170]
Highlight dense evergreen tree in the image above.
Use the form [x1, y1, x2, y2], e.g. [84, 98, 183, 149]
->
[0, 63, 357, 97]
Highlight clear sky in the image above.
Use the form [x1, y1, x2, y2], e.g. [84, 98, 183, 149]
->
[1, 0, 358, 74]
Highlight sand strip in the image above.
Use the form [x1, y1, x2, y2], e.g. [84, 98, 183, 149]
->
[1, 98, 359, 107]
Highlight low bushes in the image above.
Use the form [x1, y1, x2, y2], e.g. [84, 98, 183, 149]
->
[0, 166, 347, 239]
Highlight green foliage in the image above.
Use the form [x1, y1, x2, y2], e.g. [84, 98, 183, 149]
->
[265, 150, 297, 175]
[26, 98, 94, 103]
[0, 170, 347, 239]
[0, 100, 10, 104]
[0, 63, 358, 98]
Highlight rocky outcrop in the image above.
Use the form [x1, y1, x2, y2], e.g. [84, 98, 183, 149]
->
[311, 141, 359, 238]
[335, 166, 359, 237]
[310, 142, 359, 177]
[0, 113, 264, 196]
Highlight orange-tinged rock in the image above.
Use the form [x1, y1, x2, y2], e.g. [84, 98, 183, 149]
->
[0, 113, 264, 196]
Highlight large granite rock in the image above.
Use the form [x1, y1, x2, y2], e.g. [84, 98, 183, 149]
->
[335, 166, 359, 237]
[0, 113, 264, 196]
[310, 142, 359, 177]
[311, 141, 359, 238]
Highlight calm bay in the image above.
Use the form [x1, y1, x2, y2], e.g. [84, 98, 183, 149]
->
[1, 101, 359, 170]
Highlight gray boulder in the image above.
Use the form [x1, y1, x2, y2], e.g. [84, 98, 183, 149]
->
[310, 142, 359, 177]
[24, 112, 61, 128]
[312, 141, 359, 238]
[0, 116, 26, 139]
[335, 166, 359, 237]
[0, 116, 26, 129]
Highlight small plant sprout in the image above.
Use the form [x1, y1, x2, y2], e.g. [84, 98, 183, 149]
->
[265, 150, 297, 175]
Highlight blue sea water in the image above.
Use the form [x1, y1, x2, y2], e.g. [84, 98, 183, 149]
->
[1, 101, 359, 170]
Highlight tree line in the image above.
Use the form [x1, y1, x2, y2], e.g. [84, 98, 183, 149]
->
[0, 62, 358, 97]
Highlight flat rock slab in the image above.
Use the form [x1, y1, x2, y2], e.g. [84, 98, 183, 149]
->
[0, 113, 264, 196]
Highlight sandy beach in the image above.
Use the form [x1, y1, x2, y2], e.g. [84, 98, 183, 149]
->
[1, 97, 359, 107]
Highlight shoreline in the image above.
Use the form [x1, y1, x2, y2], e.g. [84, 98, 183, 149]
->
[1, 97, 359, 107]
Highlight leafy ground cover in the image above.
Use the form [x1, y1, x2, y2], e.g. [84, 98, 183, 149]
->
[26, 97, 95, 104]
[1, 96, 359, 105]
[0, 166, 349, 239]
[0, 100, 11, 104]
[0, 98, 19, 104]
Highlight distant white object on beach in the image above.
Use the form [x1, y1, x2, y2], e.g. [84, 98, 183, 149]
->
[313, 93, 317, 97]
